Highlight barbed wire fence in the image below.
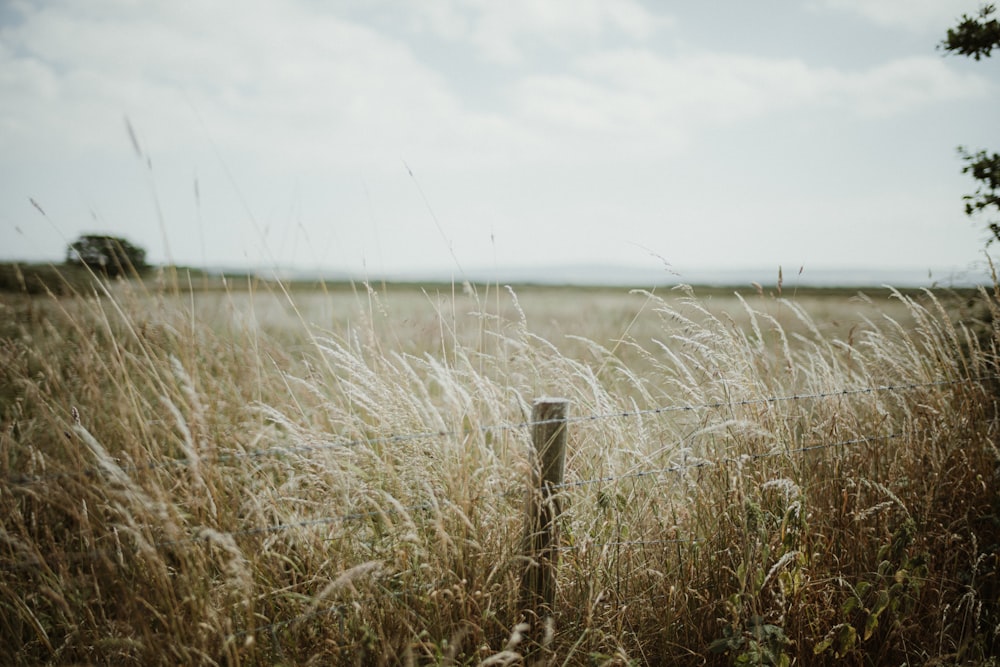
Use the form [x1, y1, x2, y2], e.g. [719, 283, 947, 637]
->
[7, 376, 984, 487]
[1, 375, 995, 644]
[2, 377, 989, 548]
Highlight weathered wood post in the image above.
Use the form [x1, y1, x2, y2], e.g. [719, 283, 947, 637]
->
[519, 397, 569, 642]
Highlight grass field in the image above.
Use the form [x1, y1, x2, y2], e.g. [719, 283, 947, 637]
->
[1, 266, 999, 665]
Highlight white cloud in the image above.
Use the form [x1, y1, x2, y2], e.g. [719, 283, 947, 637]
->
[0, 0, 993, 273]
[0, 0, 989, 169]
[510, 50, 990, 152]
[0, 0, 523, 166]
[836, 56, 988, 116]
[815, 0, 978, 32]
[406, 0, 673, 64]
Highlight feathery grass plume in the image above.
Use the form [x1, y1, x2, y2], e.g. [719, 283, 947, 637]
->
[1, 271, 999, 664]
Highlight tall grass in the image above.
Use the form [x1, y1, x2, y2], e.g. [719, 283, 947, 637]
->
[1, 273, 998, 665]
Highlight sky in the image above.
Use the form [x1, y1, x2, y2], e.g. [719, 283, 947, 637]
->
[1, 0, 999, 285]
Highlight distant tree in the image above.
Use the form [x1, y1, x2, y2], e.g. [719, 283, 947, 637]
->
[66, 234, 148, 278]
[941, 4, 1000, 244]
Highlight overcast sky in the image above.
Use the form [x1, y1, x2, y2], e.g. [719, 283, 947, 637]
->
[1, 1, 998, 284]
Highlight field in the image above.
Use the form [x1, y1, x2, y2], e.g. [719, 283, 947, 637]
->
[2, 268, 1000, 665]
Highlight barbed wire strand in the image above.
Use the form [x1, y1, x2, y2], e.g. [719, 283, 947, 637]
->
[541, 376, 995, 429]
[554, 431, 908, 491]
[0, 502, 436, 573]
[0, 420, 976, 639]
[226, 603, 349, 642]
[221, 534, 701, 644]
[2, 376, 992, 645]
[6, 376, 990, 488]
[556, 537, 696, 553]
[0, 425, 921, 574]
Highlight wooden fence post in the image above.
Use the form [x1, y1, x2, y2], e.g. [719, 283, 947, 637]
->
[519, 397, 569, 639]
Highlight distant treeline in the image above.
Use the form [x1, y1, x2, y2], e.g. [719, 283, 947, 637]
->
[0, 263, 95, 295]
[0, 261, 979, 301]
[0, 263, 354, 296]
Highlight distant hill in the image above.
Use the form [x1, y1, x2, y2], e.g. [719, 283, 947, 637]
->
[0, 261, 987, 295]
[261, 263, 985, 289]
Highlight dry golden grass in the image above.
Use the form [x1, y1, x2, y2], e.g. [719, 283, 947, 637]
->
[1, 271, 998, 665]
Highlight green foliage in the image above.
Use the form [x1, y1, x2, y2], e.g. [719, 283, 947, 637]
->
[814, 518, 929, 660]
[812, 623, 857, 659]
[941, 4, 1000, 60]
[65, 233, 148, 277]
[958, 147, 1000, 243]
[0, 262, 94, 295]
[942, 5, 1000, 243]
[709, 484, 805, 667]
[711, 617, 793, 667]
